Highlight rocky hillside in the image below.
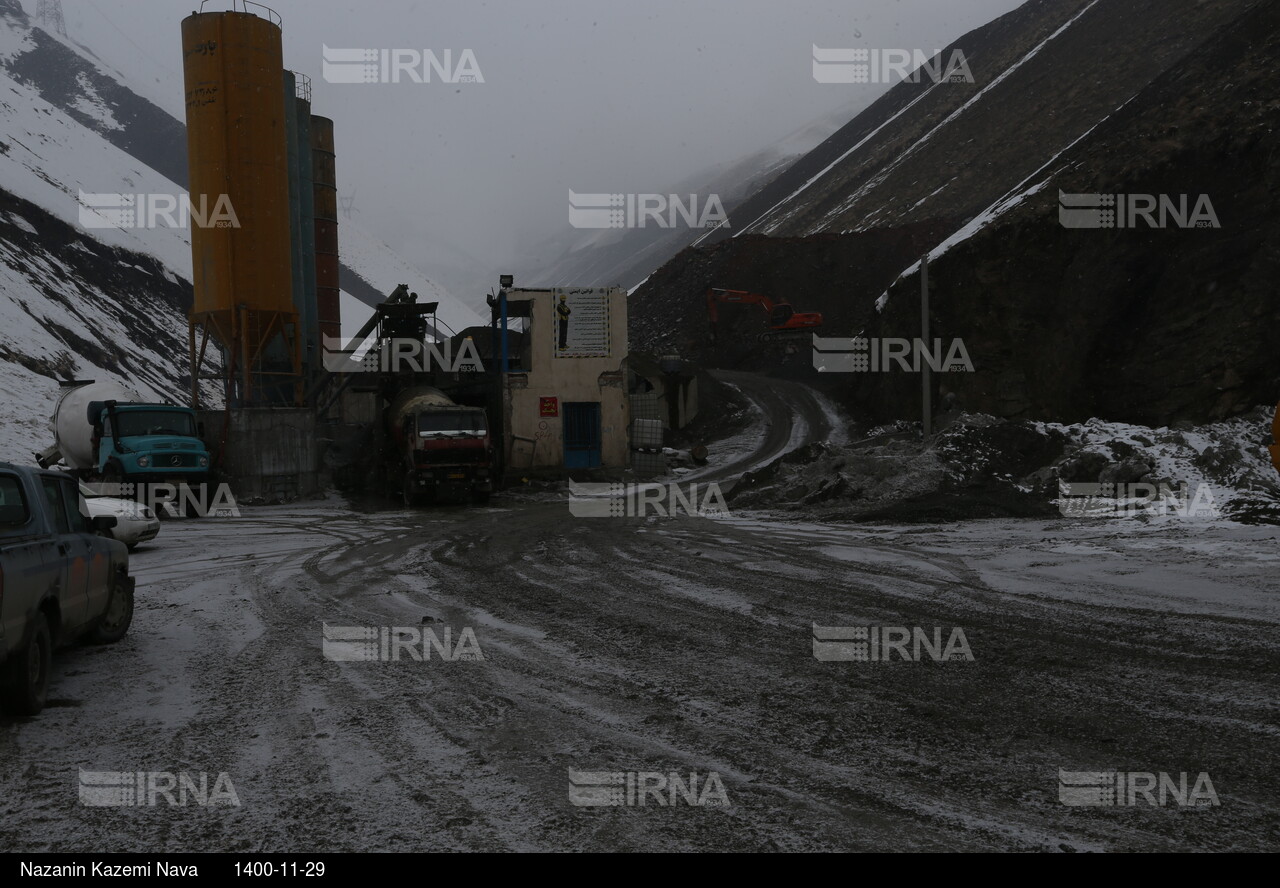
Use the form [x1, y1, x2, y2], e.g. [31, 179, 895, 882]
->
[632, 0, 1279, 428]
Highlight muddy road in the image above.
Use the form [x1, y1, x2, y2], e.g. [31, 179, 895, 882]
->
[1, 378, 1277, 852]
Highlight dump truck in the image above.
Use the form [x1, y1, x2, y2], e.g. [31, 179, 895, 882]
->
[37, 381, 211, 515]
[385, 387, 493, 506]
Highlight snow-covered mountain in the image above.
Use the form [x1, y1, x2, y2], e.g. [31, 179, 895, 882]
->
[633, 0, 1279, 430]
[0, 1, 206, 462]
[0, 0, 481, 461]
[517, 111, 850, 294]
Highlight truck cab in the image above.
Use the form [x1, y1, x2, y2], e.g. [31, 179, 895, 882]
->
[398, 403, 494, 505]
[95, 402, 211, 509]
[0, 463, 135, 715]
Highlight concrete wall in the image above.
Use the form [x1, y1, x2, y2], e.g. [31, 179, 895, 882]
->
[337, 389, 380, 426]
[635, 373, 699, 431]
[197, 408, 320, 501]
[501, 288, 630, 471]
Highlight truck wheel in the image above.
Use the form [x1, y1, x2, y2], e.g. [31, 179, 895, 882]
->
[1, 612, 51, 716]
[472, 490, 491, 505]
[103, 462, 126, 494]
[179, 484, 205, 518]
[88, 573, 134, 645]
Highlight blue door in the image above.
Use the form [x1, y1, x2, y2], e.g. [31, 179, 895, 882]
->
[563, 402, 602, 468]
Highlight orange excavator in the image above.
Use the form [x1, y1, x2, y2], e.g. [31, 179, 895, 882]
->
[706, 287, 824, 344]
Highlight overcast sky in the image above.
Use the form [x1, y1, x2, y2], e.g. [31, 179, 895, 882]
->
[31, 0, 1023, 298]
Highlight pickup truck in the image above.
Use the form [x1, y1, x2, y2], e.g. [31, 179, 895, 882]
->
[0, 463, 135, 716]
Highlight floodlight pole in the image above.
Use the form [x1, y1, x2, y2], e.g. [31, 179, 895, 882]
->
[921, 253, 932, 439]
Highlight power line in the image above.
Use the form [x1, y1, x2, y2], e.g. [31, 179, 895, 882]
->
[81, 0, 181, 80]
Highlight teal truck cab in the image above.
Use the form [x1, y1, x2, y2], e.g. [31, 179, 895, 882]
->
[95, 401, 210, 488]
[39, 381, 211, 514]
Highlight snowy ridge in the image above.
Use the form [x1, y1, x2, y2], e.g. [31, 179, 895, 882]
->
[0, 55, 211, 463]
[738, 82, 945, 238]
[816, 0, 1104, 237]
[828, 0, 1103, 232]
[338, 223, 485, 337]
[0, 64, 194, 275]
[0, 221, 204, 463]
[874, 95, 1135, 312]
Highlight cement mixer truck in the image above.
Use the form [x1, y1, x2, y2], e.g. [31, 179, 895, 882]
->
[384, 387, 493, 506]
[36, 381, 211, 515]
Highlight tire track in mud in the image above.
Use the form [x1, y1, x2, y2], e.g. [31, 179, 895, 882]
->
[391, 508, 1029, 850]
[690, 371, 834, 486]
[5, 376, 1277, 850]
[386, 503, 1280, 850]
[7, 499, 1277, 850]
[132, 514, 528, 852]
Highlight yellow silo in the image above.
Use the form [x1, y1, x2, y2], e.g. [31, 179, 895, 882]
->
[183, 7, 300, 406]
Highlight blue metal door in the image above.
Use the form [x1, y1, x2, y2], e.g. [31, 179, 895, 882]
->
[563, 402, 602, 468]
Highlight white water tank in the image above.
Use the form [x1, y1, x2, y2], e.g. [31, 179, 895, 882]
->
[51, 381, 141, 470]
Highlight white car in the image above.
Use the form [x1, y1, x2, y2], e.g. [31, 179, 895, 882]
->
[79, 482, 161, 551]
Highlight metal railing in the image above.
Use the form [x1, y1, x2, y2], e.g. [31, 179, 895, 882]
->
[291, 71, 312, 103]
[198, 0, 282, 28]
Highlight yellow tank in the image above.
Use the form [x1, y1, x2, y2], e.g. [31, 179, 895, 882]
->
[182, 10, 294, 326]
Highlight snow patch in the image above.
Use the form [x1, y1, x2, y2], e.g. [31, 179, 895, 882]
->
[6, 211, 37, 234]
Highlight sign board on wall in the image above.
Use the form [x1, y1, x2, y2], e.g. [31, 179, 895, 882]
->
[540, 397, 559, 417]
[552, 288, 611, 359]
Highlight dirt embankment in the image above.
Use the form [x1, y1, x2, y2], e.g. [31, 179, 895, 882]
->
[729, 408, 1280, 525]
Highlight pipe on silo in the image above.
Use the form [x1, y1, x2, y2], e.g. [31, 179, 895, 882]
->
[296, 99, 317, 361]
[311, 115, 341, 352]
[284, 72, 318, 379]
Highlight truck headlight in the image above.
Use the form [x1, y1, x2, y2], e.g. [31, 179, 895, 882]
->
[137, 455, 151, 468]
[199, 456, 210, 467]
